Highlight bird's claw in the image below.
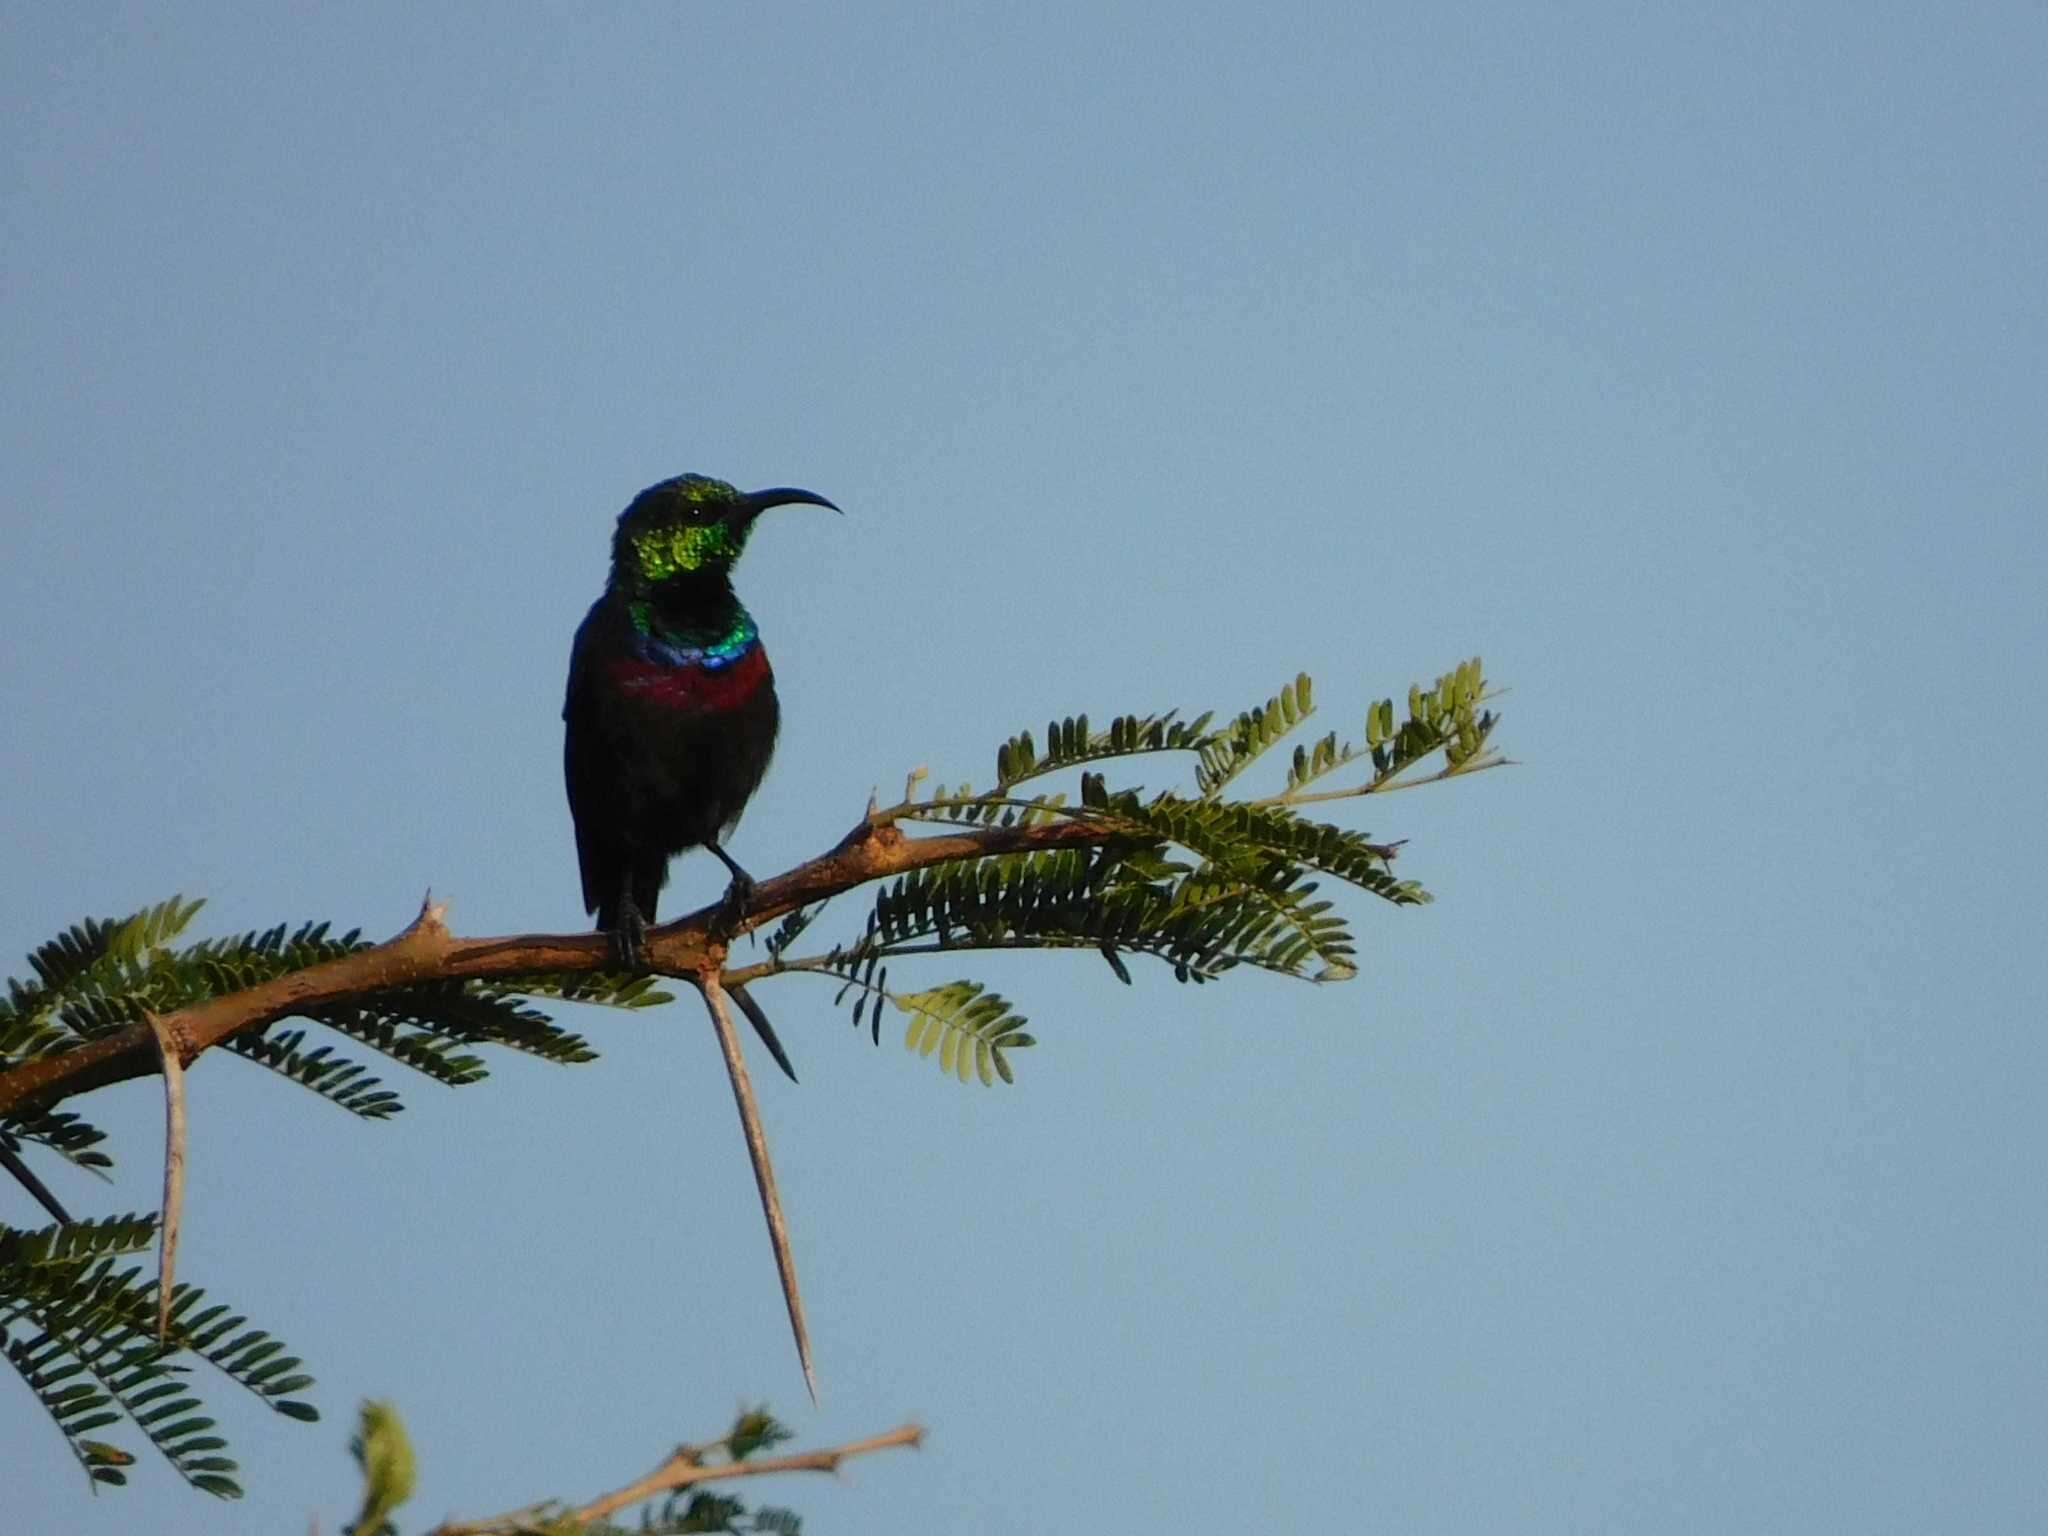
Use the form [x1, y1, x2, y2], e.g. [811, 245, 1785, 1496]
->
[710, 872, 757, 941]
[608, 905, 648, 970]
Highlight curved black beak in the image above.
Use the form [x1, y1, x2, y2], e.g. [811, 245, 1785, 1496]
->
[739, 485, 842, 519]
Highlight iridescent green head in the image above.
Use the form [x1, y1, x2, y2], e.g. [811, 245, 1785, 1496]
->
[611, 473, 840, 591]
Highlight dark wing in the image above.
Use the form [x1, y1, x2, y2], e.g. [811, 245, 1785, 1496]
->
[563, 600, 618, 918]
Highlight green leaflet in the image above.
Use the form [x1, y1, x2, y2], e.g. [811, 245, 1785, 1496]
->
[993, 708, 1214, 791]
[225, 1028, 405, 1118]
[21, 896, 207, 1004]
[1363, 655, 1499, 786]
[894, 982, 1034, 1088]
[2, 1107, 113, 1173]
[1196, 673, 1315, 797]
[492, 970, 672, 1010]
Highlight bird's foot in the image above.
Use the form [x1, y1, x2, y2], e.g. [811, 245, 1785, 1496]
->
[710, 870, 757, 941]
[607, 904, 648, 970]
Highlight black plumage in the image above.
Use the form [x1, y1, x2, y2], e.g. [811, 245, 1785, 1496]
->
[563, 474, 838, 977]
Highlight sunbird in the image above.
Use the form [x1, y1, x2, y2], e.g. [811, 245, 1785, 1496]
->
[563, 473, 839, 1075]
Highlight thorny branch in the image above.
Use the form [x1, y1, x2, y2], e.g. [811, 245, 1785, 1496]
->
[427, 1420, 924, 1535]
[0, 811, 1108, 1119]
[0, 810, 1111, 1399]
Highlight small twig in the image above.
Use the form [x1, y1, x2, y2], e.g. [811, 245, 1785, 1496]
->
[1256, 752, 1512, 807]
[141, 1009, 187, 1343]
[431, 1421, 923, 1535]
[697, 967, 817, 1405]
[570, 1422, 923, 1528]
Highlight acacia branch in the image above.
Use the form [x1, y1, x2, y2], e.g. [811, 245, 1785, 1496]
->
[0, 815, 1111, 1119]
[428, 1420, 924, 1535]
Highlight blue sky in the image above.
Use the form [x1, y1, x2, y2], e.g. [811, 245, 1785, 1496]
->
[5, 4, 2044, 1531]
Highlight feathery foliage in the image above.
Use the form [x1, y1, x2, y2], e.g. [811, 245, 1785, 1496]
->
[0, 899, 616, 1144]
[895, 981, 1034, 1086]
[752, 660, 1503, 1082]
[0, 1212, 316, 1496]
[1196, 672, 1315, 797]
[2, 1106, 113, 1176]
[0, 899, 636, 1490]
[992, 708, 1215, 790]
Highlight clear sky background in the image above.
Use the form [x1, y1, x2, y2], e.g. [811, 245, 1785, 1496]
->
[4, 5, 2043, 1532]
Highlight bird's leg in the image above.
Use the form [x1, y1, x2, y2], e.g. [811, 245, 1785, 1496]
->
[705, 838, 757, 937]
[609, 874, 648, 970]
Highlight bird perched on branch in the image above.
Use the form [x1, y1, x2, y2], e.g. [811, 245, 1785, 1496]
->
[563, 473, 839, 1003]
